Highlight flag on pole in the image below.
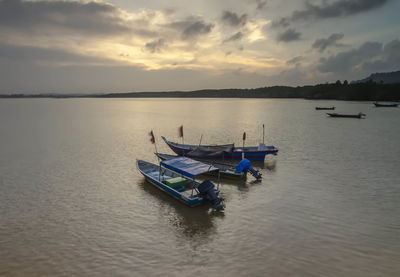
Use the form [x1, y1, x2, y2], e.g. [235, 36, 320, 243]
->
[178, 125, 183, 137]
[243, 132, 246, 141]
[149, 130, 155, 144]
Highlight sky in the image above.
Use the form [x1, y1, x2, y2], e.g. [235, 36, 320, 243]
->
[0, 0, 399, 94]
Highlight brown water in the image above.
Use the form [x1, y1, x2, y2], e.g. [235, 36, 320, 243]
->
[0, 98, 399, 276]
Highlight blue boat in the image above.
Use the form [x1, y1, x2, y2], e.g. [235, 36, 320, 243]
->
[156, 153, 262, 180]
[136, 157, 224, 210]
[156, 153, 246, 180]
[161, 136, 278, 161]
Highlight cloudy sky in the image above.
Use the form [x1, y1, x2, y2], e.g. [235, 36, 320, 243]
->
[0, 0, 399, 94]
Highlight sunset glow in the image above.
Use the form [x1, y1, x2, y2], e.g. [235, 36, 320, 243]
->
[0, 0, 399, 93]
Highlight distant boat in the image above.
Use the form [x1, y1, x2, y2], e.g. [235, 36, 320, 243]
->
[327, 112, 366, 118]
[161, 136, 278, 161]
[316, 107, 335, 110]
[374, 102, 398, 107]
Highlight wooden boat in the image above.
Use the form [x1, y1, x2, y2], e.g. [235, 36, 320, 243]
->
[374, 102, 398, 107]
[327, 112, 366, 118]
[156, 153, 246, 180]
[161, 136, 278, 161]
[136, 157, 224, 210]
[316, 107, 335, 110]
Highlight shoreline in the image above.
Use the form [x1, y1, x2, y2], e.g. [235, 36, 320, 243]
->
[1, 82, 399, 101]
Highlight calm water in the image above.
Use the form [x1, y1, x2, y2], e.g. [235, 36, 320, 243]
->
[0, 98, 399, 276]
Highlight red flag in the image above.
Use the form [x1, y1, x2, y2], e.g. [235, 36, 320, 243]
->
[149, 130, 155, 144]
[178, 125, 183, 137]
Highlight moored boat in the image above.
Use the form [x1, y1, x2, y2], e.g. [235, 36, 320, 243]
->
[374, 102, 398, 107]
[161, 136, 278, 161]
[327, 112, 366, 118]
[156, 153, 247, 180]
[316, 107, 335, 110]
[136, 157, 224, 210]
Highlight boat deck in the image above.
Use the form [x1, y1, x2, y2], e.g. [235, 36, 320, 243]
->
[142, 165, 198, 194]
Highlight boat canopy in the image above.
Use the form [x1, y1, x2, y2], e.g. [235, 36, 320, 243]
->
[160, 157, 219, 179]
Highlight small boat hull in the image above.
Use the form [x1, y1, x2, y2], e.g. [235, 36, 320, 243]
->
[137, 160, 203, 207]
[316, 107, 335, 110]
[136, 159, 223, 209]
[143, 174, 203, 207]
[162, 136, 278, 161]
[374, 102, 398, 107]
[327, 113, 365, 118]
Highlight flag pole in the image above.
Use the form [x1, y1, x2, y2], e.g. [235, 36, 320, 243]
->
[242, 132, 246, 160]
[154, 139, 161, 163]
[154, 138, 159, 155]
[263, 124, 265, 145]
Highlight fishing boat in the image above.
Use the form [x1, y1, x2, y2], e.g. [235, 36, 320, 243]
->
[315, 107, 335, 110]
[136, 157, 224, 210]
[374, 102, 398, 107]
[327, 112, 366, 118]
[156, 153, 247, 180]
[161, 136, 278, 161]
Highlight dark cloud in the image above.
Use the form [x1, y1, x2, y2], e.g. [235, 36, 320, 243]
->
[168, 17, 214, 40]
[0, 42, 113, 65]
[271, 18, 290, 28]
[312, 33, 344, 52]
[145, 39, 165, 53]
[0, 0, 135, 37]
[223, 32, 244, 43]
[317, 41, 382, 73]
[221, 11, 248, 27]
[183, 21, 214, 40]
[286, 56, 304, 65]
[277, 28, 301, 42]
[273, 0, 390, 27]
[254, 0, 267, 10]
[362, 39, 400, 72]
[162, 8, 176, 16]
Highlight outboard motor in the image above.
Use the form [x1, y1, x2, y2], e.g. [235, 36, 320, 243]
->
[197, 180, 224, 211]
[235, 159, 262, 180]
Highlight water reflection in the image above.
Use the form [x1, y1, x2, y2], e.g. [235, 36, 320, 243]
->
[264, 156, 277, 171]
[2, 99, 400, 277]
[138, 179, 224, 238]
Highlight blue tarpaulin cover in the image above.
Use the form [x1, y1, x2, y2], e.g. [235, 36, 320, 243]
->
[160, 157, 219, 178]
[235, 159, 251, 173]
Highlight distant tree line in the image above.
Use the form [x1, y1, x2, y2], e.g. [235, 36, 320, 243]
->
[99, 81, 400, 101]
[1, 80, 400, 101]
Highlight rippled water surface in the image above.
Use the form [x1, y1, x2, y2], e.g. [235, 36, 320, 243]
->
[1, 98, 399, 276]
